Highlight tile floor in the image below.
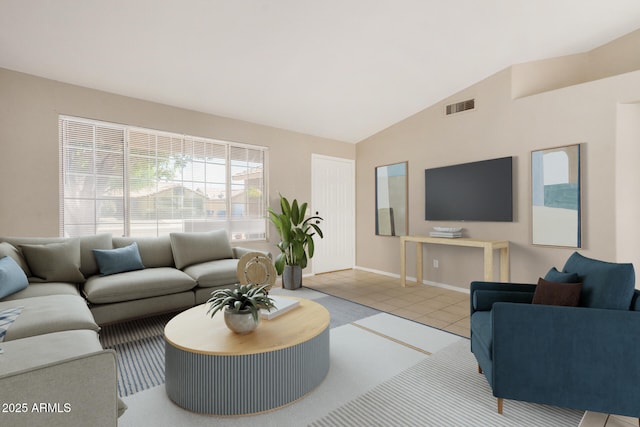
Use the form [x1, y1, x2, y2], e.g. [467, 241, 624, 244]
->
[299, 268, 471, 338]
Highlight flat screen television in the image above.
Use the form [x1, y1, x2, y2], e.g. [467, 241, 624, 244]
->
[425, 156, 513, 222]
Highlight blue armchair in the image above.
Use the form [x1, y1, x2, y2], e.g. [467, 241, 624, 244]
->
[470, 252, 639, 418]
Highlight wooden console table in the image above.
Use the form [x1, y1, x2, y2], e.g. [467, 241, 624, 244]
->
[400, 236, 509, 287]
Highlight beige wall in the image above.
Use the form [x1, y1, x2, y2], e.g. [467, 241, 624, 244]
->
[0, 68, 355, 257]
[512, 28, 640, 99]
[356, 64, 640, 290]
[616, 102, 640, 270]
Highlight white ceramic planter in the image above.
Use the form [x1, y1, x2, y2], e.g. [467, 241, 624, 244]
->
[224, 308, 259, 334]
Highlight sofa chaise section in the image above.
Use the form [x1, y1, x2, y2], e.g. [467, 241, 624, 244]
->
[0, 294, 99, 341]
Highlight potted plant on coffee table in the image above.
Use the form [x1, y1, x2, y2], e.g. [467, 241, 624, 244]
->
[268, 194, 323, 290]
[206, 284, 276, 334]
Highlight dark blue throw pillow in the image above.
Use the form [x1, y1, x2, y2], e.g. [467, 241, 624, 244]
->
[562, 252, 635, 310]
[544, 267, 579, 283]
[93, 243, 145, 276]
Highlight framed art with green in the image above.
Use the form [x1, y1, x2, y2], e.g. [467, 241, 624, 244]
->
[531, 144, 582, 248]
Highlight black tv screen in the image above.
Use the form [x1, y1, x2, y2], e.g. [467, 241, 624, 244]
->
[425, 157, 513, 222]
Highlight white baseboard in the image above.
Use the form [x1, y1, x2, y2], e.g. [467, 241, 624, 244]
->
[353, 265, 470, 295]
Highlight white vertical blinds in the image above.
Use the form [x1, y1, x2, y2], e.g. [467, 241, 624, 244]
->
[59, 116, 267, 240]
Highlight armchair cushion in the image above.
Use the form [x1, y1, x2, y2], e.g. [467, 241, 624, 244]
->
[562, 252, 635, 310]
[532, 278, 582, 306]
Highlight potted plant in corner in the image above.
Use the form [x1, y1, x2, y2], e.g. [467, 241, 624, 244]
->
[268, 194, 323, 290]
[206, 284, 276, 334]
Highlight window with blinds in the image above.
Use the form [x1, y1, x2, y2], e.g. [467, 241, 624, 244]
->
[59, 116, 268, 240]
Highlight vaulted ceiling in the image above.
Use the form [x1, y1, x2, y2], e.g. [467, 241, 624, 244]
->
[2, 1, 640, 143]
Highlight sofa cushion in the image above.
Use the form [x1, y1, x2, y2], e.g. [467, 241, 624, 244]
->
[19, 239, 85, 283]
[93, 243, 145, 276]
[532, 278, 582, 307]
[184, 258, 239, 287]
[1, 282, 80, 301]
[170, 230, 234, 269]
[113, 236, 174, 268]
[0, 242, 31, 276]
[0, 295, 99, 341]
[0, 256, 29, 299]
[83, 267, 196, 304]
[562, 252, 635, 310]
[544, 267, 579, 283]
[0, 305, 24, 342]
[78, 233, 113, 278]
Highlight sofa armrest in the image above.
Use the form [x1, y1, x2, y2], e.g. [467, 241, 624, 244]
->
[0, 350, 119, 427]
[470, 281, 536, 315]
[491, 302, 640, 417]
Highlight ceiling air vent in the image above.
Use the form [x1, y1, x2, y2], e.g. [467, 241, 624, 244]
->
[445, 98, 475, 115]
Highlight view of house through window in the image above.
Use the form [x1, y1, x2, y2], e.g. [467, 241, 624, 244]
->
[59, 116, 267, 241]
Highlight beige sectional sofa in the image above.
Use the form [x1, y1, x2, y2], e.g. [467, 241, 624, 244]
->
[0, 229, 267, 426]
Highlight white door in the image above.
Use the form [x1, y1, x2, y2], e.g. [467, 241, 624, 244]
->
[311, 154, 355, 274]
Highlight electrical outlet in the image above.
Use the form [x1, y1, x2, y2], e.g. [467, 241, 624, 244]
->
[433, 259, 439, 268]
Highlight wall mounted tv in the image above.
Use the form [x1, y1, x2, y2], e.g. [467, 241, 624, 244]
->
[424, 156, 513, 222]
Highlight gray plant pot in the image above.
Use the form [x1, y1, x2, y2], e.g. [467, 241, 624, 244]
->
[282, 265, 302, 290]
[224, 308, 259, 334]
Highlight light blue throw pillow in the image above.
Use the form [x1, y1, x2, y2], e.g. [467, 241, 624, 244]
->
[0, 256, 29, 299]
[93, 243, 145, 276]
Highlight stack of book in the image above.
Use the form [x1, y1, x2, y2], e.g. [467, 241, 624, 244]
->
[429, 231, 462, 238]
[429, 227, 463, 238]
[260, 296, 300, 320]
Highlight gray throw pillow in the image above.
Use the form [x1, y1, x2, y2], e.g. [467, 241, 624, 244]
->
[20, 239, 86, 283]
[170, 230, 234, 269]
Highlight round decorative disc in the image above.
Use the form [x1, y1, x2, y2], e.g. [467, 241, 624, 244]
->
[236, 252, 276, 287]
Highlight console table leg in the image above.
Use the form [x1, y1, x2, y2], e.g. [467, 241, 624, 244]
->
[483, 246, 493, 282]
[500, 247, 509, 282]
[400, 239, 407, 287]
[416, 242, 423, 285]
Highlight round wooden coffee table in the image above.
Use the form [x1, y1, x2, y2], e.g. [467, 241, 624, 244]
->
[164, 297, 330, 415]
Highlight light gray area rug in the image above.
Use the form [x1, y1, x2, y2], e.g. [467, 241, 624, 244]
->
[104, 292, 585, 426]
[118, 321, 431, 427]
[310, 338, 584, 427]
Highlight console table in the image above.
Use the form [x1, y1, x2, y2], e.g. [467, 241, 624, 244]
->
[400, 236, 509, 287]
